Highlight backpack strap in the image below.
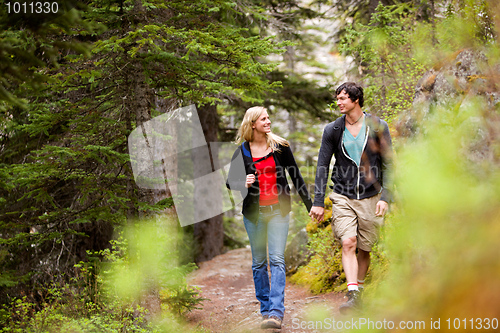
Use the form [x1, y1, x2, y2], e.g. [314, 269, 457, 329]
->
[241, 142, 274, 173]
[251, 151, 274, 168]
[241, 141, 252, 158]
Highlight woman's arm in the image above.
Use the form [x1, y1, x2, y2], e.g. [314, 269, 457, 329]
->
[225, 147, 248, 192]
[282, 145, 313, 212]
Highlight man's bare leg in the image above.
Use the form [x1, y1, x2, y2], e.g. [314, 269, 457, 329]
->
[339, 236, 363, 314]
[341, 236, 358, 288]
[357, 249, 371, 281]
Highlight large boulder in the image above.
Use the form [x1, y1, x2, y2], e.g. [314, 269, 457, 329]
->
[398, 49, 500, 137]
[285, 228, 311, 275]
[396, 49, 500, 165]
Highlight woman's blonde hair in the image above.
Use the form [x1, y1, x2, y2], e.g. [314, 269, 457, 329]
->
[235, 106, 289, 151]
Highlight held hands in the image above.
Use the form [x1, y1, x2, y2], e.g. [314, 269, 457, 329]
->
[375, 200, 389, 216]
[309, 206, 324, 223]
[245, 173, 257, 188]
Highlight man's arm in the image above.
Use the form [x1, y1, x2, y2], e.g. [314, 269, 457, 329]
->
[309, 124, 337, 221]
[375, 200, 388, 216]
[378, 120, 393, 205]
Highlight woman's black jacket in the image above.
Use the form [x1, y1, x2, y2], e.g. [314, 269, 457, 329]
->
[226, 141, 312, 223]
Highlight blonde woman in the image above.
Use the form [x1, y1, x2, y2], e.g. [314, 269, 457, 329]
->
[226, 107, 312, 329]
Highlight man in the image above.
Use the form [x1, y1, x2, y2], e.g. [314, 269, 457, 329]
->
[309, 82, 392, 314]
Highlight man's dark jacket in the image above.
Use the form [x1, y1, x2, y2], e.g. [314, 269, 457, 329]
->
[313, 113, 393, 207]
[226, 142, 313, 223]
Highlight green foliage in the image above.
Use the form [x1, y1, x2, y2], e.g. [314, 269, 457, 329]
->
[102, 220, 197, 300]
[289, 224, 345, 294]
[339, 4, 426, 122]
[0, 219, 207, 332]
[265, 71, 335, 120]
[0, 285, 155, 332]
[290, 198, 342, 294]
[160, 286, 205, 317]
[79, 0, 290, 105]
[216, 0, 337, 142]
[0, 3, 96, 111]
[101, 219, 208, 329]
[411, 0, 496, 66]
[359, 95, 500, 326]
[0, 253, 160, 333]
[338, 1, 498, 123]
[0, 0, 294, 291]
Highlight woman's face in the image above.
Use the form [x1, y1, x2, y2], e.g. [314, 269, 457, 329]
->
[252, 110, 271, 134]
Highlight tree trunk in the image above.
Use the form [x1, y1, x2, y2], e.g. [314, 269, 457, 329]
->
[368, 0, 380, 17]
[126, 1, 176, 217]
[193, 103, 224, 262]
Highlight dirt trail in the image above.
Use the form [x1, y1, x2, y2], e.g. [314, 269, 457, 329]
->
[186, 247, 344, 332]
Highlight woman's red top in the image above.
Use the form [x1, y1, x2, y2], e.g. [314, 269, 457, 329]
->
[253, 155, 279, 206]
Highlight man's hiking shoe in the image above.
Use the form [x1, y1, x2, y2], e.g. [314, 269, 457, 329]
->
[339, 290, 362, 314]
[261, 314, 269, 323]
[261, 315, 282, 329]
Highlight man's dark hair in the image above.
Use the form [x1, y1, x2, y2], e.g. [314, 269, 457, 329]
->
[336, 82, 364, 108]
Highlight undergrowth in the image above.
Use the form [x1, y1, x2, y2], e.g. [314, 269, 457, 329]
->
[0, 221, 207, 332]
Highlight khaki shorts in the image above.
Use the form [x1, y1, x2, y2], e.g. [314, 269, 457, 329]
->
[329, 191, 384, 252]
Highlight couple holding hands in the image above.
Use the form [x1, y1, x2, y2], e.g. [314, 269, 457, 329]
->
[226, 82, 393, 329]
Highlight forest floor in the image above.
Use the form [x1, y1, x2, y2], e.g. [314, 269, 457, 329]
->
[185, 247, 345, 333]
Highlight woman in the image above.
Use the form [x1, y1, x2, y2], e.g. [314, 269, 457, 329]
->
[226, 106, 312, 329]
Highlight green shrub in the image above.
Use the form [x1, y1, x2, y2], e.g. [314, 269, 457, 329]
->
[0, 219, 207, 333]
[289, 224, 345, 294]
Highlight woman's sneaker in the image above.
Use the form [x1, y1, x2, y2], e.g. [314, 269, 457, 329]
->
[261, 315, 282, 329]
[260, 315, 269, 329]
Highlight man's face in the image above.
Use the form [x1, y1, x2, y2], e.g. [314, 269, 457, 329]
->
[336, 90, 358, 114]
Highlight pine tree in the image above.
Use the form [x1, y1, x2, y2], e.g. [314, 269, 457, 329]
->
[0, 0, 290, 294]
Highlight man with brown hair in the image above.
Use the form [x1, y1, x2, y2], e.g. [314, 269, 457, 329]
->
[309, 82, 393, 313]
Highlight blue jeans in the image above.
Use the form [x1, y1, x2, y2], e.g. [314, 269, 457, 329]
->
[243, 210, 289, 319]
